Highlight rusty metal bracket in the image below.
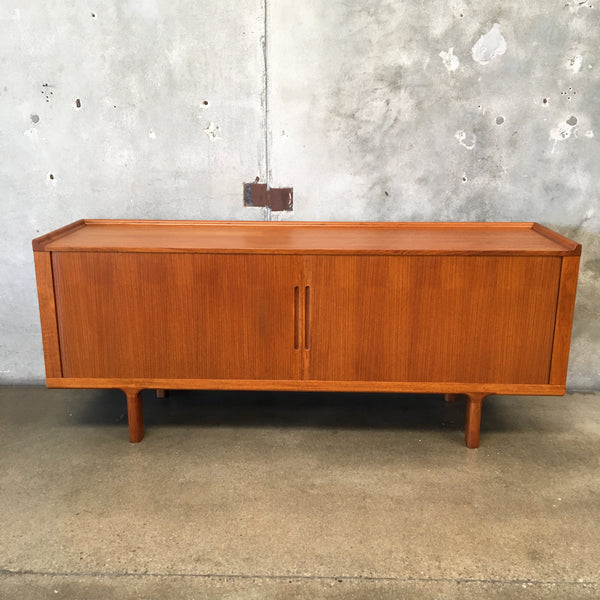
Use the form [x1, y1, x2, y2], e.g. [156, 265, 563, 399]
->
[244, 183, 293, 211]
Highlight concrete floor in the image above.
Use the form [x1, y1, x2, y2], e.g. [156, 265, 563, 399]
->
[0, 387, 599, 599]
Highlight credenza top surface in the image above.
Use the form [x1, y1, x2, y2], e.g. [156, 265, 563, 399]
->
[33, 220, 581, 255]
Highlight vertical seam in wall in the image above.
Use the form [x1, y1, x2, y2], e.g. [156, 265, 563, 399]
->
[262, 0, 272, 221]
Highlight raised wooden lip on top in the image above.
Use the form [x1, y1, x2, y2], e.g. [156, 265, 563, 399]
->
[32, 219, 582, 256]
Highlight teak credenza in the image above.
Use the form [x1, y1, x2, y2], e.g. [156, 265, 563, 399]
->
[32, 220, 581, 448]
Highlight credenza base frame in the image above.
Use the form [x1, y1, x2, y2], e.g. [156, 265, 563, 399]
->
[46, 377, 566, 448]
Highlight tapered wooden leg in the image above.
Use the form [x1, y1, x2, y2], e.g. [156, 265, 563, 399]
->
[156, 389, 168, 399]
[465, 393, 487, 449]
[445, 393, 458, 402]
[124, 389, 144, 443]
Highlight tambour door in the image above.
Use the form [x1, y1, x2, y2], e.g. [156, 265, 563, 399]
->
[52, 252, 302, 380]
[304, 255, 562, 384]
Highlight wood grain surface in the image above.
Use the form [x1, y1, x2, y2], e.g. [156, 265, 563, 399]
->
[52, 252, 303, 380]
[304, 255, 561, 384]
[549, 256, 581, 384]
[33, 220, 581, 255]
[33, 252, 62, 378]
[46, 377, 566, 395]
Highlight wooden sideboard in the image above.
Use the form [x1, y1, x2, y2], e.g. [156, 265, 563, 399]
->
[32, 220, 581, 447]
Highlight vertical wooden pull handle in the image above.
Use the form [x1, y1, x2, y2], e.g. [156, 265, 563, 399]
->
[304, 285, 311, 350]
[293, 286, 300, 350]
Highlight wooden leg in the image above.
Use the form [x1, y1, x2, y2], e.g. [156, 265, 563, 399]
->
[465, 393, 487, 449]
[445, 393, 458, 402]
[156, 389, 168, 399]
[124, 389, 144, 443]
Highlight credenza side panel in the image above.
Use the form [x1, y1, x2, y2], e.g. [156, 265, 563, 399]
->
[33, 251, 63, 378]
[52, 252, 302, 380]
[549, 255, 581, 385]
[305, 255, 562, 384]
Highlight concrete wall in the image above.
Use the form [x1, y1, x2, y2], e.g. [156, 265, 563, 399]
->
[1, 1, 598, 387]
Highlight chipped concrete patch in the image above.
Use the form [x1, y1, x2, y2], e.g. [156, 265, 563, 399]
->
[23, 127, 39, 140]
[204, 122, 221, 140]
[566, 0, 594, 13]
[472, 23, 506, 65]
[568, 54, 584, 73]
[439, 48, 460, 72]
[455, 130, 476, 150]
[550, 116, 579, 151]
